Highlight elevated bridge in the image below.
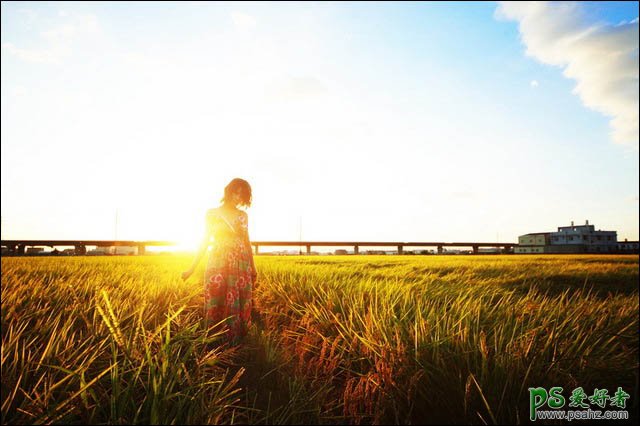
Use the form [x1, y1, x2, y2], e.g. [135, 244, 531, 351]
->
[0, 240, 516, 255]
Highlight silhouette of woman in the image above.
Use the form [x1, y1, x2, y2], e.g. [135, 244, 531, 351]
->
[182, 178, 257, 345]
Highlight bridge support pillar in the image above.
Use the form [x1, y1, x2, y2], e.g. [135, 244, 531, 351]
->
[354, 245, 359, 255]
[398, 245, 403, 255]
[437, 245, 443, 254]
[75, 244, 86, 256]
[472, 245, 479, 254]
[137, 244, 146, 255]
[306, 244, 311, 255]
[254, 244, 259, 255]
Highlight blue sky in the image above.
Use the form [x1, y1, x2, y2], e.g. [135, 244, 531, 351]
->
[1, 1, 638, 248]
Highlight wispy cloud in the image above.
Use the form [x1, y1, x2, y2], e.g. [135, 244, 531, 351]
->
[266, 75, 328, 101]
[1, 41, 66, 63]
[17, 8, 38, 30]
[450, 190, 477, 199]
[496, 1, 639, 148]
[231, 11, 257, 32]
[1, 12, 100, 64]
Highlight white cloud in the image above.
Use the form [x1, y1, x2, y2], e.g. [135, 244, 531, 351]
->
[266, 75, 328, 101]
[10, 85, 29, 97]
[496, 1, 639, 148]
[17, 8, 38, 29]
[42, 13, 99, 41]
[530, 79, 539, 87]
[231, 11, 257, 31]
[2, 12, 100, 64]
[1, 41, 70, 63]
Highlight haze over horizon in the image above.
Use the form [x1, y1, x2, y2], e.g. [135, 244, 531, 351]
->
[2, 1, 638, 248]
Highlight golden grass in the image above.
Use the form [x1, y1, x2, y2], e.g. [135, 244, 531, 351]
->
[1, 254, 638, 424]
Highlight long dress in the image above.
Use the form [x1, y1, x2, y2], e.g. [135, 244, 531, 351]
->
[203, 208, 254, 345]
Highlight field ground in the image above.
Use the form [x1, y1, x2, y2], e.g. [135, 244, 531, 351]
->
[2, 254, 638, 424]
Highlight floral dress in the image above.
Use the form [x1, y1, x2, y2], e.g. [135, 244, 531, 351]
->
[204, 209, 254, 345]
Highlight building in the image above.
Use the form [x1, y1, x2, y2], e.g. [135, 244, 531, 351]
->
[90, 246, 138, 255]
[478, 247, 501, 254]
[441, 248, 466, 254]
[516, 221, 620, 254]
[515, 233, 550, 253]
[617, 240, 639, 253]
[550, 220, 617, 253]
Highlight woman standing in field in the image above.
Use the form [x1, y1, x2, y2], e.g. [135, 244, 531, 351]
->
[182, 178, 257, 345]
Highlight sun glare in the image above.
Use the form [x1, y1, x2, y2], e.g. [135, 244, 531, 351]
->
[174, 237, 201, 253]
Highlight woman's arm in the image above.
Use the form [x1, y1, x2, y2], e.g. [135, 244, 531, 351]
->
[182, 211, 213, 281]
[182, 237, 209, 279]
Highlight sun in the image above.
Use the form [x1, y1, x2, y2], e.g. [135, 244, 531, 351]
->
[169, 219, 206, 252]
[173, 236, 202, 252]
[136, 208, 206, 253]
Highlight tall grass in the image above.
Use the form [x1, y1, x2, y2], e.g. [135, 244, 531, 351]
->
[2, 254, 638, 424]
[251, 255, 638, 424]
[1, 256, 242, 424]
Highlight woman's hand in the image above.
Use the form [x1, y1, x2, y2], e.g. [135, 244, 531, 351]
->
[181, 268, 194, 281]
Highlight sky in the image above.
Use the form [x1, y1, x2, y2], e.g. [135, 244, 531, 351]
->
[1, 1, 638, 250]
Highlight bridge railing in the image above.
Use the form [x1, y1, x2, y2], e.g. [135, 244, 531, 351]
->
[0, 240, 516, 255]
[250, 241, 516, 254]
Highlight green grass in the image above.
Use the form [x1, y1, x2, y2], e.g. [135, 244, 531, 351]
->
[2, 254, 638, 424]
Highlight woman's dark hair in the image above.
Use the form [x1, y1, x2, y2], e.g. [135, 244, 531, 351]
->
[220, 178, 252, 208]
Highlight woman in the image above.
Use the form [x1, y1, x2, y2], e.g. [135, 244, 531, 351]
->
[182, 178, 257, 345]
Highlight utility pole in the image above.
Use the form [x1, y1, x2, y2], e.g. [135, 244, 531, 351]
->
[298, 215, 302, 255]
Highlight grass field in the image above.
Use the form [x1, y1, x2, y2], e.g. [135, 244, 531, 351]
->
[1, 254, 638, 424]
